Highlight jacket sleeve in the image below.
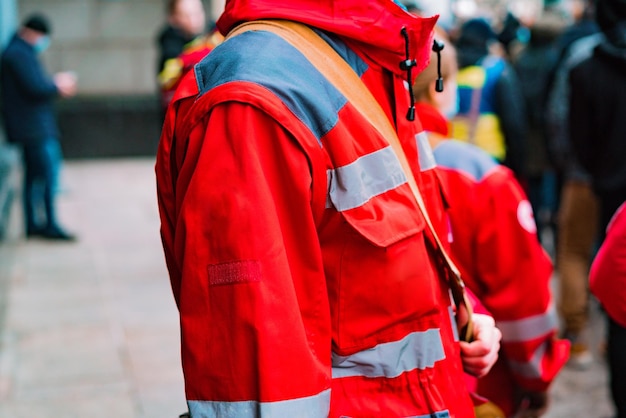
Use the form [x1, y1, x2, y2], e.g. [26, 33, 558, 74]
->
[156, 100, 332, 415]
[590, 203, 626, 328]
[469, 168, 568, 392]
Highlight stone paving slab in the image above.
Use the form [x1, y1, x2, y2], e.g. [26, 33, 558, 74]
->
[0, 158, 617, 417]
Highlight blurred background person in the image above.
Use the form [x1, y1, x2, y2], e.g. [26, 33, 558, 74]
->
[413, 29, 568, 418]
[550, 0, 599, 72]
[0, 13, 77, 241]
[450, 17, 528, 187]
[570, 0, 626, 242]
[568, 2, 626, 400]
[157, 24, 223, 121]
[155, 0, 208, 119]
[544, 0, 601, 369]
[511, 11, 567, 252]
[589, 201, 626, 418]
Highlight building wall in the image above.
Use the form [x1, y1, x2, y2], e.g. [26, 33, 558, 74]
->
[17, 0, 223, 96]
[0, 0, 18, 49]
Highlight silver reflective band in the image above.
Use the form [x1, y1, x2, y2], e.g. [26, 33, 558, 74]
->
[342, 411, 450, 418]
[331, 329, 445, 379]
[327, 146, 407, 211]
[448, 305, 459, 342]
[416, 131, 437, 171]
[188, 389, 330, 418]
[496, 304, 559, 343]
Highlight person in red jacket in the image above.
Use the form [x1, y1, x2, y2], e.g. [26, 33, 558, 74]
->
[157, 27, 223, 118]
[155, 1, 502, 416]
[412, 29, 569, 417]
[589, 202, 626, 418]
[155, 0, 208, 119]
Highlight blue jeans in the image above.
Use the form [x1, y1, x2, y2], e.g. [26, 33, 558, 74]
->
[22, 137, 62, 232]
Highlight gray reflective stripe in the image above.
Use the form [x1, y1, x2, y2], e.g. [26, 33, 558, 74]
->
[507, 341, 546, 379]
[342, 412, 450, 418]
[416, 131, 436, 171]
[325, 169, 333, 208]
[496, 304, 559, 343]
[331, 329, 445, 379]
[188, 389, 330, 418]
[448, 304, 459, 342]
[327, 146, 407, 211]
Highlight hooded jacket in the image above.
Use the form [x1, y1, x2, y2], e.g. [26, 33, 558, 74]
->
[590, 202, 626, 328]
[416, 102, 569, 416]
[156, 1, 475, 417]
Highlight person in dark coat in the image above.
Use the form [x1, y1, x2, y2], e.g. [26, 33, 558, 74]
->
[512, 13, 566, 246]
[0, 13, 77, 240]
[569, 0, 626, 237]
[569, 0, 626, 414]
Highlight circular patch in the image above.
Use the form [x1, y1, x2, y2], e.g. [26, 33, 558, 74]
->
[517, 200, 537, 234]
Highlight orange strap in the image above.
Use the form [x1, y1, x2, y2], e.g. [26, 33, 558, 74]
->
[227, 20, 474, 342]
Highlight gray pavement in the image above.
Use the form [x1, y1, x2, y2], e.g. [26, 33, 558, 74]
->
[0, 158, 616, 417]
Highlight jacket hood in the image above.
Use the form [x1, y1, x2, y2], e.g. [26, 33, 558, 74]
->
[216, 0, 438, 77]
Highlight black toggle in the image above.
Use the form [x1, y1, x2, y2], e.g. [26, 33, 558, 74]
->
[400, 59, 417, 71]
[432, 39, 445, 93]
[401, 27, 416, 121]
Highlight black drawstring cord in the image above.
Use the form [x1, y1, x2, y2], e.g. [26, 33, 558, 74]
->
[432, 39, 445, 93]
[400, 27, 417, 121]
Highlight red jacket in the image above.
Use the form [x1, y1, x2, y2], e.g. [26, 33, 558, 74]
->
[590, 202, 626, 328]
[416, 102, 569, 416]
[156, 1, 476, 417]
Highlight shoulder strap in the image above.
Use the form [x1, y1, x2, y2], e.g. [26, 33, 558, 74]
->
[227, 20, 473, 342]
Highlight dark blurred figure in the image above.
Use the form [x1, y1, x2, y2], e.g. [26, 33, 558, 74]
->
[569, 2, 626, 406]
[156, 0, 207, 118]
[545, 0, 600, 369]
[513, 12, 567, 249]
[570, 0, 626, 239]
[0, 13, 77, 241]
[551, 0, 600, 69]
[450, 18, 528, 186]
[497, 11, 531, 59]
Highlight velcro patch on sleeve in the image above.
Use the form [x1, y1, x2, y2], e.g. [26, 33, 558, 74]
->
[207, 260, 262, 286]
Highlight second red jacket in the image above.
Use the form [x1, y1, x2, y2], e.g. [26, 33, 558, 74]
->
[417, 102, 569, 416]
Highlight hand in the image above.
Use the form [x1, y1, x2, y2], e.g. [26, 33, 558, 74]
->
[54, 71, 77, 97]
[514, 390, 549, 418]
[459, 313, 501, 377]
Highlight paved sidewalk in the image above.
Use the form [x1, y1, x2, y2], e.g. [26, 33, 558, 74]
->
[0, 158, 185, 418]
[0, 158, 616, 417]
